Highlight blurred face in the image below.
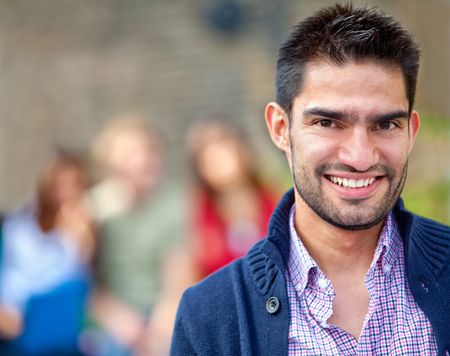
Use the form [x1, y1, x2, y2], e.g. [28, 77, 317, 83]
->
[196, 138, 249, 191]
[287, 61, 419, 230]
[109, 131, 162, 195]
[51, 165, 87, 207]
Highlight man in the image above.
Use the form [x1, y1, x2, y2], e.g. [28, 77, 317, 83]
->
[171, 4, 450, 355]
[89, 116, 191, 355]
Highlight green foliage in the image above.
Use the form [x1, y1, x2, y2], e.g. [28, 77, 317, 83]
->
[401, 112, 450, 225]
[419, 112, 450, 140]
[402, 179, 450, 225]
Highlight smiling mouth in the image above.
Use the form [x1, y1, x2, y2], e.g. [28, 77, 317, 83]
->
[325, 175, 382, 189]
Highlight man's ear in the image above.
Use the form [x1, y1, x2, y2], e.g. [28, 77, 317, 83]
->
[408, 110, 420, 154]
[265, 102, 290, 153]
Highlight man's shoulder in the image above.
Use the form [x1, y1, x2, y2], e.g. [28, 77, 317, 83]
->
[395, 201, 450, 238]
[172, 239, 289, 355]
[172, 257, 250, 353]
[177, 238, 277, 317]
[406, 210, 450, 237]
[182, 257, 248, 308]
[401, 209, 450, 279]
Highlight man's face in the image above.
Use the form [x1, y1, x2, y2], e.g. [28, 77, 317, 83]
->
[286, 60, 419, 230]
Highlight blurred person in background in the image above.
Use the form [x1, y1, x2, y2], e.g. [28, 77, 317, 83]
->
[0, 150, 94, 355]
[186, 120, 278, 279]
[88, 114, 191, 356]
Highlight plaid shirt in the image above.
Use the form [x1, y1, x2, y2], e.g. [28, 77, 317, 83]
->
[286, 205, 438, 355]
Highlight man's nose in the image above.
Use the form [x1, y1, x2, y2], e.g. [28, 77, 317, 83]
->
[337, 128, 379, 171]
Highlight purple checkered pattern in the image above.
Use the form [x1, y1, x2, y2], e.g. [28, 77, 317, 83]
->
[286, 205, 438, 355]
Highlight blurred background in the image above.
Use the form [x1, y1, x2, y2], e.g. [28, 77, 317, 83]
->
[0, 0, 449, 218]
[0, 0, 448, 355]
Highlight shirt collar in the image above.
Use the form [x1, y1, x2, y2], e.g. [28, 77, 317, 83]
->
[287, 204, 318, 295]
[374, 211, 401, 277]
[287, 204, 401, 295]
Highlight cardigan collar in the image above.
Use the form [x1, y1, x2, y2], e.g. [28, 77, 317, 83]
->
[248, 188, 450, 354]
[254, 188, 450, 282]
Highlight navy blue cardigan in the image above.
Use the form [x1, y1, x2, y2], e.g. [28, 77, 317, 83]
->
[172, 189, 450, 355]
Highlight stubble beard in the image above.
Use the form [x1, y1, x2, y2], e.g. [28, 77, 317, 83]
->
[291, 153, 408, 231]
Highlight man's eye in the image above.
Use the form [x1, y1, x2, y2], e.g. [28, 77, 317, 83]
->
[378, 121, 396, 130]
[318, 119, 335, 127]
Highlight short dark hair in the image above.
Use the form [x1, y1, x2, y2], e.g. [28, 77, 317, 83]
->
[276, 3, 420, 116]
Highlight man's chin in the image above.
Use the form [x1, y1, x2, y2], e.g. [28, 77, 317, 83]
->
[294, 179, 398, 231]
[327, 217, 386, 231]
[324, 193, 394, 227]
[316, 212, 387, 231]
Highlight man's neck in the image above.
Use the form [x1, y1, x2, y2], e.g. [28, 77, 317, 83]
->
[293, 194, 384, 279]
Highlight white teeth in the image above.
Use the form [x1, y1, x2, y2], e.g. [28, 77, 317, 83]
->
[328, 176, 377, 188]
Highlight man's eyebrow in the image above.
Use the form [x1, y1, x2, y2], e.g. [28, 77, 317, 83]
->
[303, 108, 348, 120]
[369, 110, 410, 122]
[302, 107, 409, 122]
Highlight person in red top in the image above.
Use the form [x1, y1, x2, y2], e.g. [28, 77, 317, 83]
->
[186, 120, 277, 278]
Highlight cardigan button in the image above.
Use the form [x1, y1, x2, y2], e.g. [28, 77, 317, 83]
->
[266, 297, 280, 314]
